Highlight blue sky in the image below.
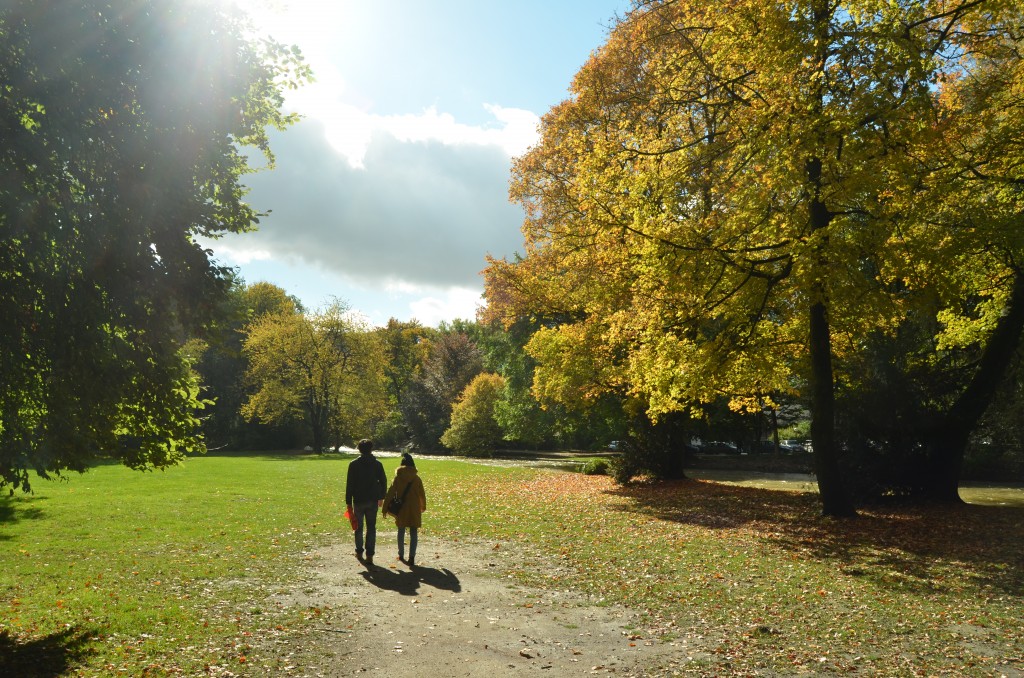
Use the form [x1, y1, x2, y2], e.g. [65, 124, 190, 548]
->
[206, 0, 632, 326]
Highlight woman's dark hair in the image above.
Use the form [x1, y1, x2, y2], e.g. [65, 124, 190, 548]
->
[400, 452, 415, 468]
[357, 439, 373, 454]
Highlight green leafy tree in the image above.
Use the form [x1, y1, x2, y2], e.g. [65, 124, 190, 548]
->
[195, 280, 305, 451]
[241, 302, 387, 452]
[0, 0, 308, 490]
[244, 280, 304, 318]
[371, 319, 433, 445]
[441, 373, 506, 456]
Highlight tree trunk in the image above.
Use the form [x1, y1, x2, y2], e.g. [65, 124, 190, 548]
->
[770, 407, 781, 458]
[925, 268, 1024, 502]
[805, 150, 857, 517]
[809, 299, 857, 517]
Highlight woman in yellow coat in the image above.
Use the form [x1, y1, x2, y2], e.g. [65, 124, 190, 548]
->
[382, 453, 427, 566]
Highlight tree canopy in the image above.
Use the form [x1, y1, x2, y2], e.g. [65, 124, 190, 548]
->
[0, 0, 308, 490]
[484, 0, 1024, 514]
[440, 372, 506, 455]
[242, 302, 387, 452]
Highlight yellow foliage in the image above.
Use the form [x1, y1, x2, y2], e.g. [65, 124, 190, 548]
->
[483, 0, 1024, 424]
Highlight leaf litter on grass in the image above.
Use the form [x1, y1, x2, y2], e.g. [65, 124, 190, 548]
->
[431, 468, 1024, 676]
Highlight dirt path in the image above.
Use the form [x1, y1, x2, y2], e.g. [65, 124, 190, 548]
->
[272, 532, 692, 676]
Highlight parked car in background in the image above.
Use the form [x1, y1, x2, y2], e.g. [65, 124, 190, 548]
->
[780, 439, 807, 454]
[702, 441, 740, 454]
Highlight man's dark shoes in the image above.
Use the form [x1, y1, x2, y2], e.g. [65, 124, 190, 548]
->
[355, 550, 364, 561]
[365, 554, 374, 566]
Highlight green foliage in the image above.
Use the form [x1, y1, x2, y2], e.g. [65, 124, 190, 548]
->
[372, 410, 407, 448]
[194, 280, 302, 452]
[580, 459, 609, 476]
[441, 373, 506, 456]
[0, 0, 308, 491]
[610, 412, 696, 484]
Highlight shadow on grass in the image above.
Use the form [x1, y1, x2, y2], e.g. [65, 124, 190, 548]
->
[607, 478, 1024, 596]
[0, 628, 94, 677]
[359, 564, 461, 596]
[0, 495, 49, 536]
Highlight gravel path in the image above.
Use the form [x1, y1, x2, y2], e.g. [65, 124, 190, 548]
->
[272, 533, 689, 676]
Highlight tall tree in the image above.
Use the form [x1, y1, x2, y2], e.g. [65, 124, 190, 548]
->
[401, 331, 483, 451]
[195, 280, 304, 451]
[485, 0, 1024, 515]
[0, 0, 308, 490]
[241, 302, 387, 452]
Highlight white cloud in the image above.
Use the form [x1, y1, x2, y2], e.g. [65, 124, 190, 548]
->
[230, 115, 526, 290]
[291, 98, 538, 168]
[209, 242, 274, 265]
[408, 287, 484, 326]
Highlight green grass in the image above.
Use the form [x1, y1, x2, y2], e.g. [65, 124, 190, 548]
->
[0, 452, 365, 675]
[1, 453, 1022, 676]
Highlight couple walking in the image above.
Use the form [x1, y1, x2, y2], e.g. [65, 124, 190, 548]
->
[344, 439, 426, 567]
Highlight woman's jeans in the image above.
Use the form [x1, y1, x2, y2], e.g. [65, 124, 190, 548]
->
[398, 526, 418, 561]
[353, 502, 378, 557]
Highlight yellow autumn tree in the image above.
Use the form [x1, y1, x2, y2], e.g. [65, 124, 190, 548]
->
[485, 0, 1024, 515]
[242, 301, 388, 451]
[440, 373, 506, 456]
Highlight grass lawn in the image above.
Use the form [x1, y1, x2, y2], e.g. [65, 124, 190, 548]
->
[1, 452, 1021, 676]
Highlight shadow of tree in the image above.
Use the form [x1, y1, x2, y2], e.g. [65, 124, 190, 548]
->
[0, 495, 49, 540]
[359, 564, 461, 596]
[0, 628, 94, 677]
[607, 478, 1024, 596]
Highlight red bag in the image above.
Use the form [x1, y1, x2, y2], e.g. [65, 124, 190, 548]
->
[344, 506, 358, 530]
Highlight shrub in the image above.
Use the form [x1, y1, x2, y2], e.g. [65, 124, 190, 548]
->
[580, 459, 609, 476]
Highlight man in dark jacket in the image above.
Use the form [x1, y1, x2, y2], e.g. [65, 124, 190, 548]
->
[345, 439, 388, 565]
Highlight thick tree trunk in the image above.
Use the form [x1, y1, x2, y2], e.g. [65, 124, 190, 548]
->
[925, 269, 1024, 502]
[809, 300, 857, 517]
[805, 151, 857, 517]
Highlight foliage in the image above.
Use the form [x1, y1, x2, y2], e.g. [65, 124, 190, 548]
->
[484, 0, 1024, 513]
[372, 319, 434, 446]
[195, 280, 305, 452]
[243, 280, 304, 318]
[580, 458, 609, 476]
[241, 301, 387, 451]
[470, 319, 629, 450]
[609, 412, 696, 483]
[378, 319, 433, 408]
[401, 331, 483, 451]
[0, 0, 309, 491]
[440, 373, 506, 456]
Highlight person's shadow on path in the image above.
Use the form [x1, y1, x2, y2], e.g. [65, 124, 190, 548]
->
[359, 562, 461, 596]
